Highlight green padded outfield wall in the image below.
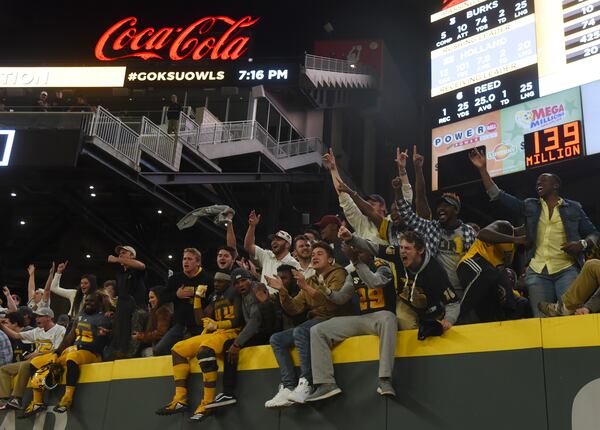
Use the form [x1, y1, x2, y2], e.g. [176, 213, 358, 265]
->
[1, 316, 599, 430]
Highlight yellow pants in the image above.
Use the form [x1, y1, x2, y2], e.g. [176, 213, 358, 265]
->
[172, 329, 239, 359]
[30, 346, 101, 371]
[563, 259, 600, 311]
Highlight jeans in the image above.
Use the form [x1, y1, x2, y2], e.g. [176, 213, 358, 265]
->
[526, 265, 579, 317]
[269, 319, 322, 389]
[153, 323, 185, 356]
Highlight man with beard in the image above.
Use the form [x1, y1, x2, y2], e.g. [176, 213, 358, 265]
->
[293, 235, 314, 278]
[216, 246, 237, 273]
[23, 293, 110, 416]
[469, 148, 599, 315]
[243, 210, 300, 290]
[155, 248, 213, 355]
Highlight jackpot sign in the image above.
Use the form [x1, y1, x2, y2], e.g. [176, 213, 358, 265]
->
[95, 16, 259, 61]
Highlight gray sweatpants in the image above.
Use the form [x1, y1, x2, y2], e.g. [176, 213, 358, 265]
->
[310, 311, 398, 385]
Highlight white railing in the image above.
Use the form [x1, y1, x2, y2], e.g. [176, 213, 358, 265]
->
[139, 117, 177, 167]
[88, 106, 140, 165]
[305, 54, 371, 75]
[276, 138, 323, 159]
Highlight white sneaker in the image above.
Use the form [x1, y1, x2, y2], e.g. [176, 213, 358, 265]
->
[287, 377, 313, 404]
[265, 385, 293, 408]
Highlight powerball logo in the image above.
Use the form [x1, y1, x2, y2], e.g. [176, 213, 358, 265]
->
[433, 122, 498, 149]
[515, 104, 566, 131]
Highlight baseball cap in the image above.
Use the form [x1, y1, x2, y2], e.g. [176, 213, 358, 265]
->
[268, 230, 292, 245]
[366, 194, 386, 207]
[314, 215, 342, 228]
[115, 245, 137, 258]
[231, 268, 254, 282]
[436, 193, 461, 212]
[34, 307, 54, 318]
[40, 91, 48, 96]
[214, 272, 231, 282]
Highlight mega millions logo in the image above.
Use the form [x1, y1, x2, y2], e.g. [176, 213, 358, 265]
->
[515, 104, 566, 131]
[433, 122, 498, 149]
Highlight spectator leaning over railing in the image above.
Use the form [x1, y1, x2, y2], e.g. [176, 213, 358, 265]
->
[24, 292, 111, 417]
[342, 226, 459, 337]
[134, 286, 173, 357]
[26, 263, 53, 311]
[156, 248, 213, 356]
[243, 210, 300, 289]
[50, 261, 98, 318]
[264, 241, 351, 408]
[469, 148, 599, 316]
[0, 307, 65, 411]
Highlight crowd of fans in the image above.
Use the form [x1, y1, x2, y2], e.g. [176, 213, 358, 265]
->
[0, 90, 95, 113]
[1, 145, 599, 422]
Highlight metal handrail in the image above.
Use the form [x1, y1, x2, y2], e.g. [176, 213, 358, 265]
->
[305, 54, 372, 75]
[89, 106, 140, 165]
[140, 117, 177, 166]
[276, 137, 323, 159]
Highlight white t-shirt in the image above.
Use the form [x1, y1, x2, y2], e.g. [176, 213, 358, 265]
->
[254, 246, 301, 292]
[20, 324, 66, 354]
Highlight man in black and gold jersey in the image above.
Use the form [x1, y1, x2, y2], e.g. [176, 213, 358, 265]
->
[305, 242, 397, 402]
[156, 271, 241, 422]
[155, 248, 213, 355]
[340, 226, 460, 336]
[22, 292, 110, 417]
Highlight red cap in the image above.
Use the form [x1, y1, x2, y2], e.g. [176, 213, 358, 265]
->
[314, 215, 342, 228]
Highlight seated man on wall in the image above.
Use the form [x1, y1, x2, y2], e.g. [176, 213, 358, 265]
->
[539, 259, 600, 317]
[23, 292, 111, 417]
[157, 269, 266, 423]
[264, 241, 350, 408]
[0, 308, 65, 410]
[305, 242, 397, 402]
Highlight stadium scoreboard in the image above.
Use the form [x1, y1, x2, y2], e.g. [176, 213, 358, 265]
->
[431, 0, 600, 190]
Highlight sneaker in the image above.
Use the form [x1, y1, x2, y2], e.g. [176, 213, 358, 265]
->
[188, 411, 210, 423]
[18, 403, 46, 419]
[376, 378, 396, 397]
[155, 399, 188, 416]
[264, 385, 293, 408]
[305, 383, 342, 402]
[204, 393, 237, 409]
[287, 377, 312, 404]
[53, 405, 69, 414]
[538, 301, 570, 317]
[6, 397, 22, 410]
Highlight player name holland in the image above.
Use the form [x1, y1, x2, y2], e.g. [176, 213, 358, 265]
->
[431, 14, 535, 59]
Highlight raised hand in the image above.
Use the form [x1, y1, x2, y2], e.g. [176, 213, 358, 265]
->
[253, 283, 270, 303]
[322, 148, 337, 171]
[56, 260, 69, 274]
[265, 275, 284, 291]
[2, 286, 10, 296]
[395, 147, 408, 171]
[468, 148, 486, 169]
[413, 145, 424, 169]
[335, 180, 353, 195]
[338, 225, 353, 241]
[27, 264, 35, 276]
[292, 270, 308, 289]
[248, 210, 261, 227]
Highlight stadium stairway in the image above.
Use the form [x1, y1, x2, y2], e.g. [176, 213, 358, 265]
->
[3, 315, 600, 430]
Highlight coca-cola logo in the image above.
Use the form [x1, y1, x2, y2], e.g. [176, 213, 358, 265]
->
[95, 16, 260, 61]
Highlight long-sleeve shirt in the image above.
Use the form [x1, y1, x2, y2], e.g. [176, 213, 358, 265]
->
[0, 331, 13, 366]
[138, 304, 173, 345]
[338, 185, 414, 246]
[50, 273, 78, 316]
[235, 291, 263, 347]
[279, 265, 351, 319]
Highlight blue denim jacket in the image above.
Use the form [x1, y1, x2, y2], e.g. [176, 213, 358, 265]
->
[487, 184, 599, 265]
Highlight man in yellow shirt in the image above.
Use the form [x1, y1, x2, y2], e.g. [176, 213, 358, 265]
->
[470, 149, 599, 317]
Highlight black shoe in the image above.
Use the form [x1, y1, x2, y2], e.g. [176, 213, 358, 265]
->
[6, 397, 22, 410]
[18, 403, 46, 419]
[155, 400, 188, 416]
[204, 393, 237, 409]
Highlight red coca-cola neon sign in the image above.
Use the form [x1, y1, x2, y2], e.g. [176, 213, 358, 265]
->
[95, 16, 260, 61]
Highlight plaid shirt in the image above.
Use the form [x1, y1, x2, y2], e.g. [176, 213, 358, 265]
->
[0, 331, 13, 366]
[396, 198, 477, 257]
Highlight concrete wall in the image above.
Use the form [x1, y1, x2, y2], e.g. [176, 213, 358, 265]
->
[3, 316, 600, 430]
